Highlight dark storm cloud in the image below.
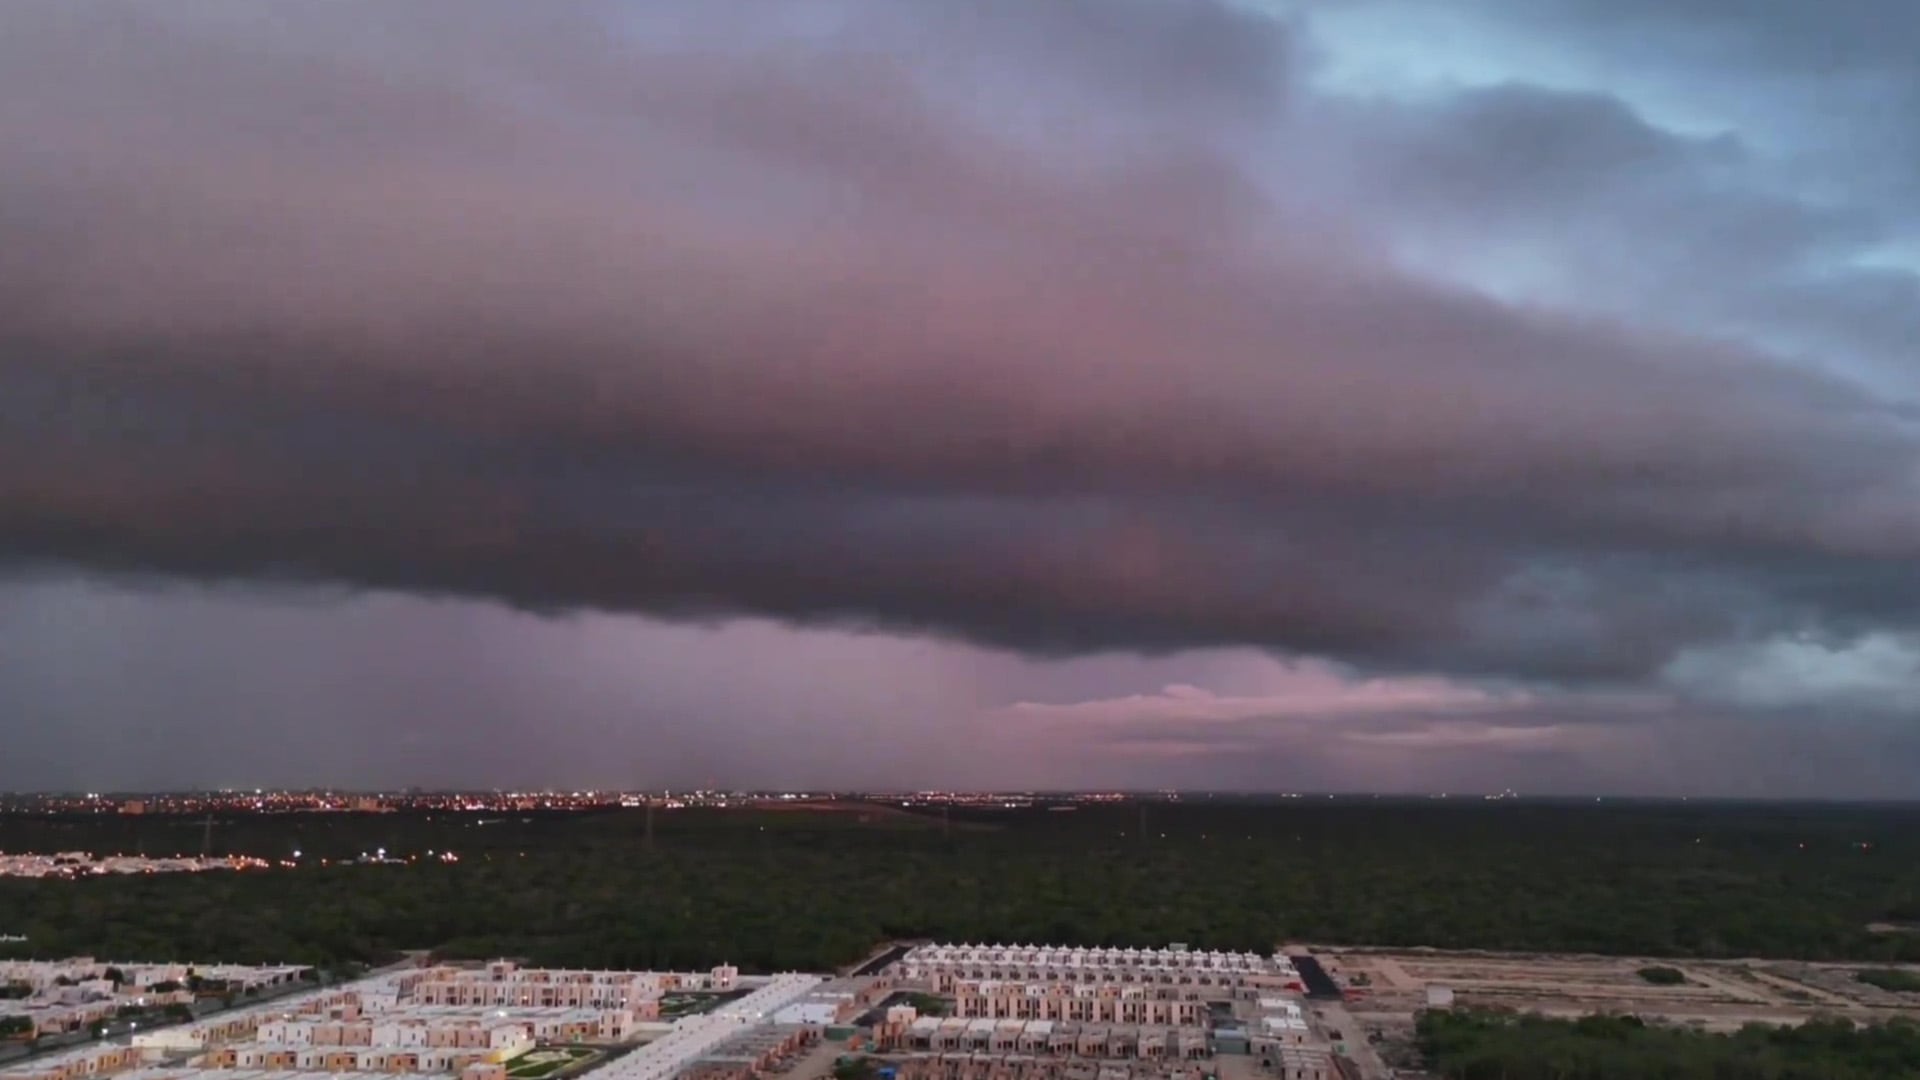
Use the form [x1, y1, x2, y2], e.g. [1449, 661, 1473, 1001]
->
[4, 0, 1920, 693]
[1297, 77, 1920, 394]
[1448, 0, 1920, 74]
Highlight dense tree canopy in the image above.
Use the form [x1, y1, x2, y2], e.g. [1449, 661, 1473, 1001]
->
[1860, 969, 1920, 993]
[2, 801, 1919, 972]
[1419, 1009, 1920, 1079]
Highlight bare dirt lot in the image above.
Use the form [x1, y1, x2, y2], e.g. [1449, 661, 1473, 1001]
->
[1305, 945, 1920, 1049]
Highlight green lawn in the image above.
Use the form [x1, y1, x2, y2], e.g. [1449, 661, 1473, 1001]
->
[506, 1049, 596, 1079]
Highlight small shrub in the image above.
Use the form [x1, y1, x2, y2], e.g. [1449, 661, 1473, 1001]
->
[1857, 969, 1920, 993]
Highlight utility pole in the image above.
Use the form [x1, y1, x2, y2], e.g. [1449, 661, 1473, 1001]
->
[201, 814, 214, 858]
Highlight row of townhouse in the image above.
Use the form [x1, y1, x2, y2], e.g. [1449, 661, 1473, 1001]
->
[948, 984, 1208, 1027]
[0, 973, 425, 1080]
[769, 975, 901, 1030]
[670, 1024, 817, 1080]
[254, 1017, 533, 1050]
[409, 1008, 641, 1044]
[2, 997, 122, 1038]
[110, 1068, 445, 1080]
[1265, 1049, 1332, 1080]
[411, 964, 736, 1011]
[481, 963, 740, 989]
[901, 949, 1274, 974]
[0, 961, 106, 994]
[914, 969, 1278, 994]
[1248, 997, 1310, 1056]
[0, 960, 303, 1038]
[196, 1045, 512, 1073]
[591, 974, 824, 1080]
[2, 1041, 144, 1080]
[130, 1009, 295, 1056]
[345, 972, 440, 1015]
[900, 954, 1293, 996]
[411, 981, 661, 1012]
[125, 969, 308, 996]
[0, 982, 191, 1038]
[131, 977, 405, 1055]
[1, 963, 306, 997]
[254, 1006, 640, 1048]
[883, 1053, 1216, 1080]
[899, 1020, 1210, 1061]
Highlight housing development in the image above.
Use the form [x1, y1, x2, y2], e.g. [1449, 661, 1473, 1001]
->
[1, 960, 309, 1040]
[0, 946, 1344, 1080]
[0, 855, 277, 881]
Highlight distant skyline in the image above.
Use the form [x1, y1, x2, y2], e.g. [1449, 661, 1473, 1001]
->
[4, 0, 1920, 796]
[4, 786, 1912, 805]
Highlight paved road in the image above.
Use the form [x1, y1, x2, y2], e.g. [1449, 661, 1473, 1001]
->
[848, 943, 912, 978]
[1314, 1000, 1393, 1080]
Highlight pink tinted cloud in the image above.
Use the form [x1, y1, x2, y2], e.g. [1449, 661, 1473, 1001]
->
[996, 660, 1527, 726]
[992, 657, 1661, 766]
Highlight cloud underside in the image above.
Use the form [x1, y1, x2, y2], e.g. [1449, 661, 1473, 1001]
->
[4, 0, 1920, 700]
[996, 666, 1645, 759]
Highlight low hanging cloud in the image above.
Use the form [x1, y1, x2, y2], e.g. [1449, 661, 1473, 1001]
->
[993, 659, 1661, 764]
[5, 0, 1920, 701]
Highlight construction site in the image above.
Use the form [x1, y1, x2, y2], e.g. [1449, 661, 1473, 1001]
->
[1309, 945, 1920, 1066]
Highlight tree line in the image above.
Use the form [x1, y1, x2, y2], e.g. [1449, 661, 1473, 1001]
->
[1418, 1009, 1920, 1079]
[2, 802, 1919, 972]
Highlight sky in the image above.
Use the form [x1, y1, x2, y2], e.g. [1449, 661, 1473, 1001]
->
[2, 0, 1919, 796]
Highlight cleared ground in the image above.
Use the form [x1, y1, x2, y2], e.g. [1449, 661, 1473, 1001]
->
[759, 1037, 848, 1080]
[1309, 945, 1920, 1048]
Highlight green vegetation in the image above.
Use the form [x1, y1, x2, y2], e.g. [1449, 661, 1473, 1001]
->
[833, 1057, 878, 1080]
[1859, 968, 1920, 993]
[1636, 965, 1687, 985]
[1, 801, 1920, 971]
[0, 983, 29, 999]
[1418, 1008, 1920, 1079]
[902, 992, 950, 1017]
[0, 1015, 31, 1038]
[506, 1049, 594, 1079]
